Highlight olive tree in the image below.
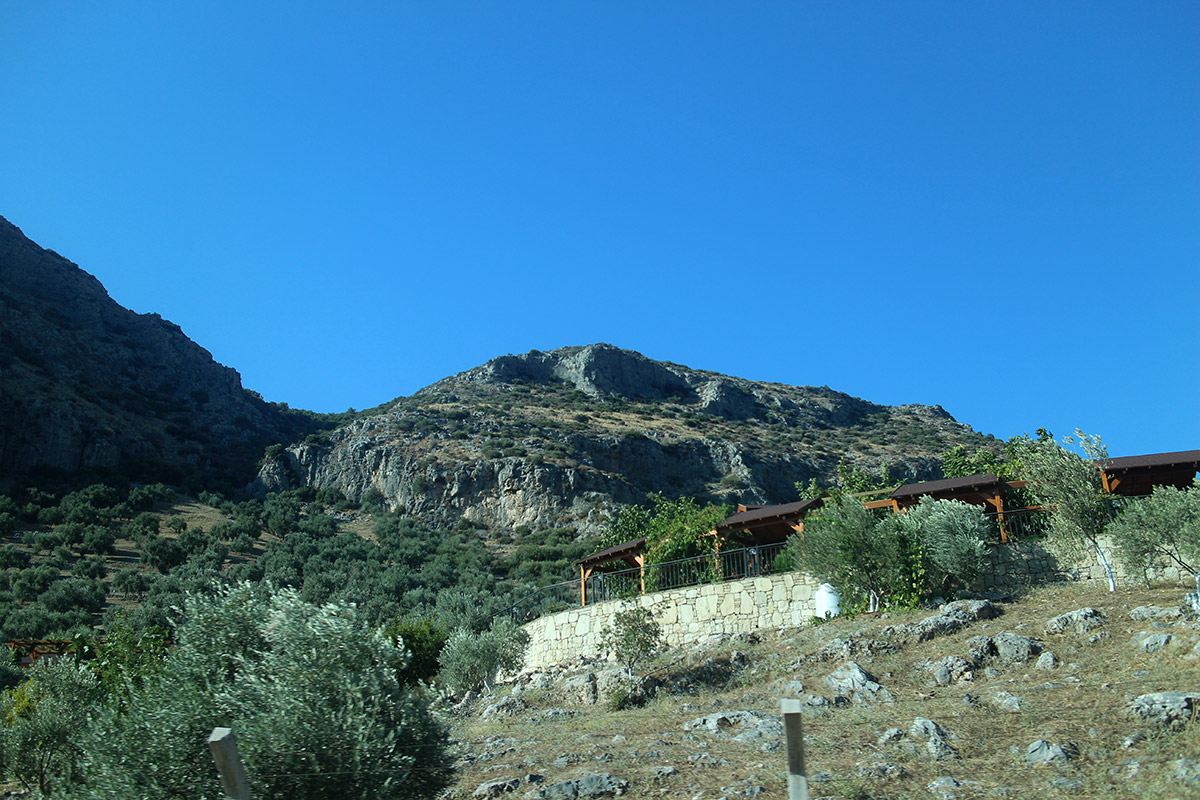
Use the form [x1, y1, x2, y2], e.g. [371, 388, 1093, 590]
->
[1108, 482, 1200, 590]
[599, 603, 665, 680]
[437, 617, 529, 695]
[73, 582, 453, 800]
[1022, 430, 1116, 591]
[895, 497, 991, 593]
[791, 496, 993, 610]
[0, 659, 104, 795]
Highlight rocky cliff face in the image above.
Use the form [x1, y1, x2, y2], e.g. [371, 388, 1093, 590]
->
[253, 344, 995, 536]
[0, 216, 318, 486]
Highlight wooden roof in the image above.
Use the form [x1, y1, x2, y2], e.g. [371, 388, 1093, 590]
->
[715, 499, 824, 545]
[577, 537, 646, 570]
[1101, 449, 1200, 496]
[889, 473, 1005, 501]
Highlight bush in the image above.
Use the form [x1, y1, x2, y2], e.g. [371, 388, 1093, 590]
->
[73, 583, 453, 800]
[111, 569, 154, 599]
[789, 496, 989, 610]
[80, 526, 116, 556]
[140, 536, 186, 574]
[1023, 430, 1116, 590]
[40, 577, 104, 614]
[1108, 482, 1200, 586]
[384, 616, 450, 685]
[0, 659, 105, 794]
[599, 604, 665, 679]
[437, 617, 529, 694]
[894, 497, 990, 593]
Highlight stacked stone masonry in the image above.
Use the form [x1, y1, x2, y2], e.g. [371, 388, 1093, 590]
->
[522, 535, 1192, 671]
[523, 572, 821, 670]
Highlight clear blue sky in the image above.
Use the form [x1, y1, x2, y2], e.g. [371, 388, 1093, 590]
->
[3, 2, 1197, 457]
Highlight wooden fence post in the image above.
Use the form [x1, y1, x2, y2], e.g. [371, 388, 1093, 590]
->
[781, 698, 809, 800]
[208, 727, 251, 800]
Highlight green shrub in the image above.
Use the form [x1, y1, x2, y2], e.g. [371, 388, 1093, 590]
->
[74, 583, 453, 800]
[599, 604, 664, 679]
[1108, 482, 1200, 585]
[0, 659, 105, 794]
[894, 497, 990, 593]
[437, 617, 529, 694]
[384, 616, 450, 685]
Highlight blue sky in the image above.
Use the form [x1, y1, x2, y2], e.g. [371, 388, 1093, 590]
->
[3, 2, 1197, 456]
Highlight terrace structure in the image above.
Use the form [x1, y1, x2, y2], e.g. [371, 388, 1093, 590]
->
[1100, 449, 1200, 496]
[568, 448, 1198, 608]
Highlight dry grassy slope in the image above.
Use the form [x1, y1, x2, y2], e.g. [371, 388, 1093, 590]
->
[449, 585, 1200, 800]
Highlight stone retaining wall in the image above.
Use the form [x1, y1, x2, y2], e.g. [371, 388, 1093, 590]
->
[522, 571, 822, 670]
[981, 535, 1193, 590]
[523, 534, 1193, 671]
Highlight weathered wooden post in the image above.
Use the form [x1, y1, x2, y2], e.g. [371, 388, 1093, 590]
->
[781, 698, 809, 800]
[208, 727, 251, 800]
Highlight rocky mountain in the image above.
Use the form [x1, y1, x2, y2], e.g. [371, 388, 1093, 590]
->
[0, 216, 323, 488]
[253, 343, 998, 536]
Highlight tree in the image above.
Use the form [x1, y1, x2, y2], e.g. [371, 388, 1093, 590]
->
[894, 497, 991, 594]
[789, 496, 991, 610]
[1107, 482, 1200, 590]
[73, 582, 453, 800]
[789, 496, 899, 611]
[1022, 430, 1117, 591]
[604, 493, 729, 565]
[0, 659, 104, 795]
[599, 603, 665, 679]
[437, 617, 529, 694]
[384, 615, 450, 686]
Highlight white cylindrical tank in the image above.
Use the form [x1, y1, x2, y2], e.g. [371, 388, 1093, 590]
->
[815, 583, 841, 619]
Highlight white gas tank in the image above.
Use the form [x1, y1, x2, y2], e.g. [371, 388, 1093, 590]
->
[815, 583, 841, 619]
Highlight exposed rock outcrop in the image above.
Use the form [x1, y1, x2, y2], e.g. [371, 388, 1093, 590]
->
[0, 216, 319, 484]
[252, 344, 995, 535]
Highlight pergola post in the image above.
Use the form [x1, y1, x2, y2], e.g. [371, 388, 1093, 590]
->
[993, 491, 1008, 542]
[580, 564, 588, 607]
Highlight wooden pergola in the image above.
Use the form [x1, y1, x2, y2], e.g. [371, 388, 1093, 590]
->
[576, 537, 647, 606]
[713, 499, 825, 545]
[867, 473, 1028, 542]
[1100, 449, 1200, 496]
[575, 500, 826, 606]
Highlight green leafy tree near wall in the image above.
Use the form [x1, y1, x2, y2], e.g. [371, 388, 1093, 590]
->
[604, 493, 729, 566]
[599, 603, 665, 680]
[1022, 430, 1117, 591]
[1107, 481, 1200, 589]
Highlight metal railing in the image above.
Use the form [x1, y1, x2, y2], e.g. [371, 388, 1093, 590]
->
[983, 507, 1050, 541]
[507, 542, 791, 624]
[507, 578, 583, 624]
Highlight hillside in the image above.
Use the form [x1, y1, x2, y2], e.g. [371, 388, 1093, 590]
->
[449, 584, 1200, 799]
[0, 216, 327, 489]
[254, 343, 997, 535]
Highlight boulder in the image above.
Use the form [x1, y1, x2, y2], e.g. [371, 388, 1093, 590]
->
[476, 778, 522, 798]
[481, 696, 528, 720]
[1130, 605, 1184, 621]
[824, 661, 894, 703]
[1128, 691, 1200, 730]
[1045, 607, 1106, 635]
[992, 632, 1042, 664]
[1022, 739, 1075, 766]
[1135, 632, 1174, 654]
[526, 774, 628, 800]
[682, 710, 783, 743]
[885, 599, 1001, 643]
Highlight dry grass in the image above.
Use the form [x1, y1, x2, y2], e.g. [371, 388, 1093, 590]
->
[448, 584, 1200, 799]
